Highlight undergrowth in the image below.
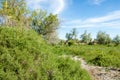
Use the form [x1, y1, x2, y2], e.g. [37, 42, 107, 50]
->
[0, 27, 91, 80]
[52, 45, 120, 68]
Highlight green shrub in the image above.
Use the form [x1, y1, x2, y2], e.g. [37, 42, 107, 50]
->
[0, 27, 91, 80]
[52, 44, 120, 68]
[89, 54, 120, 67]
[67, 40, 75, 46]
[57, 57, 91, 80]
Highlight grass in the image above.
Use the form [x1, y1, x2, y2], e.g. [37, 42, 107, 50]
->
[52, 44, 120, 68]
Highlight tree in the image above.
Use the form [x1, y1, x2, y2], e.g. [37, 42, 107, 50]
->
[31, 10, 60, 43]
[113, 35, 120, 46]
[0, 0, 60, 44]
[31, 9, 47, 34]
[0, 0, 30, 27]
[43, 13, 59, 44]
[80, 30, 92, 44]
[71, 28, 77, 39]
[65, 33, 72, 40]
[96, 31, 111, 44]
[65, 28, 77, 41]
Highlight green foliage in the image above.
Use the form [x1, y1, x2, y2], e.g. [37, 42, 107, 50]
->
[31, 9, 47, 34]
[31, 11, 60, 43]
[89, 53, 120, 67]
[66, 33, 73, 40]
[0, 27, 91, 80]
[0, 0, 60, 44]
[67, 40, 75, 46]
[66, 28, 77, 41]
[57, 58, 91, 80]
[0, 0, 30, 27]
[96, 31, 111, 45]
[53, 44, 120, 68]
[113, 35, 120, 46]
[80, 30, 92, 44]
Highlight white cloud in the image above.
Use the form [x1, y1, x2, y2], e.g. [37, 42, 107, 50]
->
[84, 10, 120, 23]
[62, 10, 120, 28]
[50, 0, 65, 14]
[90, 0, 106, 5]
[26, 0, 65, 14]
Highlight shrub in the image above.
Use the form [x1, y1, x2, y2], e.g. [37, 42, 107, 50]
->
[89, 54, 120, 67]
[67, 40, 75, 46]
[0, 27, 91, 80]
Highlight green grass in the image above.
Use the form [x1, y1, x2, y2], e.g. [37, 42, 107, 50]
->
[0, 27, 91, 80]
[52, 44, 120, 68]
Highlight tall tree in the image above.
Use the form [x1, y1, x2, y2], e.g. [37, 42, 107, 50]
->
[96, 31, 111, 44]
[113, 35, 120, 46]
[65, 28, 77, 41]
[31, 10, 60, 43]
[66, 33, 73, 40]
[0, 0, 30, 27]
[71, 28, 77, 40]
[0, 0, 60, 44]
[31, 9, 47, 33]
[80, 30, 92, 44]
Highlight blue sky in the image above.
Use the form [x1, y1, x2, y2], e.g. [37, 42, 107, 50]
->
[26, 0, 120, 40]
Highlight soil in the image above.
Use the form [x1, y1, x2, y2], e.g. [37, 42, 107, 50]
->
[62, 55, 120, 80]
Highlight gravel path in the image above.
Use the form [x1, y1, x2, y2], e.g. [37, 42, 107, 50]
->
[62, 55, 120, 80]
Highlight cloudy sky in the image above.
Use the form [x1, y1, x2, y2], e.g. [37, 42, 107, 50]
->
[26, 0, 120, 39]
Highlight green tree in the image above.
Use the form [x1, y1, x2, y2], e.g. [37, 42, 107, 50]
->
[0, 0, 60, 44]
[31, 10, 60, 43]
[65, 28, 77, 41]
[80, 30, 92, 44]
[31, 9, 47, 34]
[71, 28, 77, 39]
[96, 31, 111, 44]
[113, 35, 120, 46]
[66, 33, 73, 40]
[0, 0, 30, 27]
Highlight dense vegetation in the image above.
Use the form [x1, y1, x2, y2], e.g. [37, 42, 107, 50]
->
[63, 28, 120, 68]
[52, 44, 120, 68]
[0, 27, 91, 80]
[0, 0, 120, 80]
[0, 0, 59, 44]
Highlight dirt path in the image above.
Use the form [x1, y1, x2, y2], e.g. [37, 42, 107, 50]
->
[62, 55, 120, 80]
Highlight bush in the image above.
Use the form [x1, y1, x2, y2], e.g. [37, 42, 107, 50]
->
[0, 27, 91, 80]
[89, 54, 120, 67]
[53, 44, 120, 68]
[57, 57, 91, 80]
[67, 40, 75, 46]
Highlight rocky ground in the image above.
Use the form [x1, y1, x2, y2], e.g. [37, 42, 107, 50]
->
[62, 55, 120, 80]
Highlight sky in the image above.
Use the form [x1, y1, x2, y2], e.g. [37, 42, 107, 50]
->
[26, 0, 120, 40]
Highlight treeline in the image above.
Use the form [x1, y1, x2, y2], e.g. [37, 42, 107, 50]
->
[0, 0, 59, 44]
[0, 0, 119, 46]
[64, 28, 120, 46]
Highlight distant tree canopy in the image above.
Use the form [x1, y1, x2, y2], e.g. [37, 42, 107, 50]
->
[96, 31, 111, 45]
[113, 35, 120, 46]
[65, 29, 120, 46]
[80, 30, 92, 44]
[66, 28, 77, 41]
[0, 0, 60, 43]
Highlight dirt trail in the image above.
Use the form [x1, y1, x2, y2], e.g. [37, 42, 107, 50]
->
[62, 55, 120, 80]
